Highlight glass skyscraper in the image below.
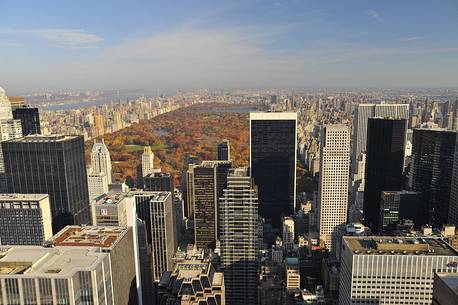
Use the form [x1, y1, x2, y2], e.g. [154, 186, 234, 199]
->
[2, 135, 90, 233]
[250, 112, 297, 229]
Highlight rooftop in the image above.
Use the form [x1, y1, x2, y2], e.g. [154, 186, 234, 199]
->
[199, 160, 232, 168]
[250, 111, 297, 121]
[0, 247, 107, 277]
[94, 192, 129, 206]
[344, 236, 458, 256]
[0, 193, 48, 202]
[6, 134, 80, 143]
[51, 226, 129, 249]
[174, 261, 210, 281]
[144, 172, 172, 178]
[436, 272, 458, 295]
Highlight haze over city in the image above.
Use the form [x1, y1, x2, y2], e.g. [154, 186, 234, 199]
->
[1, 0, 458, 94]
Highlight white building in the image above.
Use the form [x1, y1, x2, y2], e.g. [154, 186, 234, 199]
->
[282, 216, 295, 250]
[91, 139, 112, 183]
[318, 124, 350, 253]
[141, 146, 156, 177]
[339, 236, 458, 305]
[88, 172, 109, 201]
[0, 246, 113, 305]
[285, 257, 300, 290]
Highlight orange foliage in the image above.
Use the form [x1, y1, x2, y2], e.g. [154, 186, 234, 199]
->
[85, 103, 258, 186]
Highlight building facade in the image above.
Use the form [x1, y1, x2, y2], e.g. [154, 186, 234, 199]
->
[339, 236, 458, 305]
[217, 139, 231, 161]
[363, 118, 406, 232]
[3, 135, 90, 233]
[91, 139, 112, 183]
[0, 194, 52, 245]
[250, 112, 297, 229]
[88, 172, 109, 201]
[410, 128, 457, 227]
[12, 107, 41, 136]
[379, 191, 422, 231]
[220, 168, 258, 305]
[318, 124, 351, 253]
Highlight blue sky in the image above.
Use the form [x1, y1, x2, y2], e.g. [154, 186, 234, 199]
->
[1, 0, 457, 94]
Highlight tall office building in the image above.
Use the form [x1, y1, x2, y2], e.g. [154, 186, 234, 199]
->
[143, 172, 173, 192]
[352, 104, 409, 171]
[91, 192, 153, 305]
[157, 259, 225, 305]
[193, 160, 231, 249]
[141, 146, 156, 177]
[87, 172, 109, 201]
[12, 107, 41, 135]
[220, 168, 258, 305]
[379, 191, 422, 231]
[448, 136, 458, 226]
[339, 236, 458, 305]
[410, 128, 456, 227]
[114, 111, 123, 131]
[0, 88, 23, 192]
[217, 139, 231, 161]
[3, 135, 90, 233]
[318, 125, 351, 253]
[363, 118, 406, 232]
[250, 112, 297, 228]
[282, 216, 295, 250]
[0, 194, 52, 245]
[94, 113, 105, 137]
[91, 139, 112, 183]
[51, 226, 138, 305]
[134, 191, 177, 282]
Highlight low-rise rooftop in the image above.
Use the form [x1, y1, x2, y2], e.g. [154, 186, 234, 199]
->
[0, 193, 48, 201]
[6, 134, 80, 143]
[344, 236, 458, 256]
[51, 226, 129, 249]
[0, 247, 107, 277]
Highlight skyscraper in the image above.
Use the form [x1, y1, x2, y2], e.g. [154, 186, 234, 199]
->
[87, 172, 109, 201]
[352, 104, 409, 171]
[193, 160, 231, 249]
[250, 112, 297, 229]
[141, 146, 156, 177]
[379, 190, 422, 231]
[0, 87, 23, 192]
[94, 113, 105, 137]
[91, 139, 112, 183]
[0, 194, 52, 245]
[3, 135, 90, 233]
[363, 118, 406, 232]
[220, 167, 258, 305]
[217, 139, 231, 161]
[133, 191, 177, 282]
[410, 128, 456, 227]
[318, 124, 350, 253]
[12, 107, 41, 135]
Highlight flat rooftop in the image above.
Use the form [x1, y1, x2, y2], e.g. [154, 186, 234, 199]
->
[0, 247, 107, 277]
[200, 160, 232, 168]
[436, 272, 458, 295]
[129, 190, 171, 202]
[174, 261, 210, 281]
[250, 112, 297, 121]
[51, 226, 128, 249]
[0, 193, 48, 202]
[94, 192, 129, 205]
[345, 236, 458, 256]
[6, 134, 80, 143]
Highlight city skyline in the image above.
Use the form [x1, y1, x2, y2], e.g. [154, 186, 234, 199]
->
[1, 0, 458, 93]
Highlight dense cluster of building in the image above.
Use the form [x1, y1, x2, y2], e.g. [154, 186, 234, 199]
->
[1, 86, 458, 305]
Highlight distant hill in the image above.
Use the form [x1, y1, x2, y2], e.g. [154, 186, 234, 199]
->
[86, 102, 265, 185]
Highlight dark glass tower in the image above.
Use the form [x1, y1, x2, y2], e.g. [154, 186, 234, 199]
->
[250, 112, 297, 229]
[12, 107, 41, 135]
[363, 118, 406, 232]
[192, 160, 231, 249]
[143, 172, 173, 192]
[217, 139, 230, 161]
[410, 128, 457, 227]
[2, 135, 90, 233]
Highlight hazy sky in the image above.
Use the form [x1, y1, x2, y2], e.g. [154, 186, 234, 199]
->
[1, 0, 458, 94]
